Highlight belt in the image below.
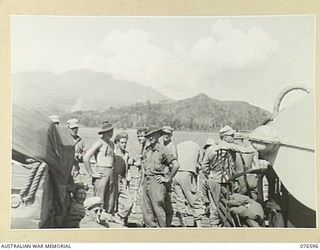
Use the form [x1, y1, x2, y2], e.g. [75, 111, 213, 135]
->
[144, 174, 156, 177]
[150, 170, 166, 176]
[96, 165, 113, 168]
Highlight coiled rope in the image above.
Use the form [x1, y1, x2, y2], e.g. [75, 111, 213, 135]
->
[19, 162, 47, 205]
[19, 162, 40, 198]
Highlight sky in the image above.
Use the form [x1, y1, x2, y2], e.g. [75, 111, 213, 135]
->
[11, 15, 315, 111]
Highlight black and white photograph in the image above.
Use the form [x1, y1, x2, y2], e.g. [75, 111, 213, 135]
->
[11, 15, 316, 230]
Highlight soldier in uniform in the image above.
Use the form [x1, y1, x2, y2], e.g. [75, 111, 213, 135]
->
[67, 118, 86, 179]
[130, 127, 148, 216]
[201, 137, 221, 226]
[83, 121, 117, 214]
[134, 127, 148, 187]
[141, 127, 180, 227]
[159, 126, 177, 223]
[114, 132, 131, 184]
[80, 197, 106, 228]
[113, 132, 134, 224]
[160, 126, 177, 158]
[201, 125, 256, 226]
[80, 197, 125, 228]
[62, 182, 89, 228]
[137, 127, 148, 160]
[173, 140, 205, 226]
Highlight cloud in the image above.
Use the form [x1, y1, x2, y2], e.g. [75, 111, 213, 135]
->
[80, 29, 170, 85]
[79, 20, 279, 100]
[190, 20, 279, 69]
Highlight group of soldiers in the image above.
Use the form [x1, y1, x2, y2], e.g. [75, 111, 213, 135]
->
[49, 115, 269, 228]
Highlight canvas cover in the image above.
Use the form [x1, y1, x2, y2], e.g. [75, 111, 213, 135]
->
[12, 105, 75, 227]
[250, 92, 315, 211]
[270, 92, 315, 211]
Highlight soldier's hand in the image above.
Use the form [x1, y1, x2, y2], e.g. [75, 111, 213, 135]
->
[26, 158, 37, 164]
[258, 159, 270, 169]
[91, 172, 103, 179]
[128, 158, 134, 165]
[100, 210, 111, 221]
[76, 154, 84, 163]
[126, 175, 131, 182]
[156, 176, 170, 184]
[134, 161, 141, 167]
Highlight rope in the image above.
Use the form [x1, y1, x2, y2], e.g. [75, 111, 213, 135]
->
[240, 154, 253, 199]
[19, 162, 40, 198]
[22, 162, 47, 204]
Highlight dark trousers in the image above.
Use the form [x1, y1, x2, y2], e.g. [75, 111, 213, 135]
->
[141, 176, 173, 227]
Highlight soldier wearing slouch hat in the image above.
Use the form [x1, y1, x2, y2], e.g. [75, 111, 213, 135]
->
[141, 127, 180, 227]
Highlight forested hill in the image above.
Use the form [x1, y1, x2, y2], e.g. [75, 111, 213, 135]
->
[61, 93, 271, 132]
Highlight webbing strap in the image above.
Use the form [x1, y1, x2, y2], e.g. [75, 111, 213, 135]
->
[240, 154, 253, 199]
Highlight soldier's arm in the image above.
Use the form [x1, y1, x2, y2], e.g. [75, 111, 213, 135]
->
[77, 140, 86, 162]
[196, 149, 203, 173]
[219, 141, 256, 154]
[83, 140, 103, 178]
[137, 149, 145, 190]
[166, 147, 179, 180]
[81, 140, 86, 153]
[201, 147, 216, 177]
[156, 148, 179, 183]
[127, 152, 136, 166]
[251, 151, 260, 169]
[168, 159, 179, 181]
[172, 144, 178, 159]
[138, 166, 144, 192]
[198, 148, 204, 165]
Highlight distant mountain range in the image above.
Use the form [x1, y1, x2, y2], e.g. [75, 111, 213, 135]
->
[61, 93, 271, 131]
[12, 70, 171, 114]
[157, 93, 271, 130]
[13, 69, 270, 131]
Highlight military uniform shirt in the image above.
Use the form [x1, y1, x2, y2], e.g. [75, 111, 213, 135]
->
[143, 143, 176, 175]
[201, 141, 256, 182]
[177, 140, 201, 173]
[74, 136, 85, 155]
[201, 145, 221, 181]
[72, 135, 85, 166]
[79, 217, 106, 228]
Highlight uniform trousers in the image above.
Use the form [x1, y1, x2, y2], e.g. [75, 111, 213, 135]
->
[200, 174, 221, 225]
[173, 171, 204, 219]
[117, 180, 133, 218]
[141, 175, 173, 227]
[71, 163, 80, 178]
[93, 166, 118, 214]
